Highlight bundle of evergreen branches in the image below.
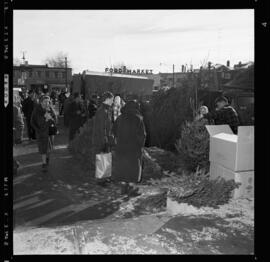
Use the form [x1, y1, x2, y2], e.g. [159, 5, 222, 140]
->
[175, 119, 210, 171]
[169, 176, 240, 208]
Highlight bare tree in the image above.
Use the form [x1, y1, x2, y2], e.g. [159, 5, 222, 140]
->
[113, 61, 131, 70]
[44, 51, 72, 68]
[13, 57, 21, 66]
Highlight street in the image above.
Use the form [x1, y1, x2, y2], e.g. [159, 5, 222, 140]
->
[13, 116, 254, 254]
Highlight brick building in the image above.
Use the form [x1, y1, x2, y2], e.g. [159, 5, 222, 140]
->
[142, 73, 161, 90]
[13, 62, 72, 94]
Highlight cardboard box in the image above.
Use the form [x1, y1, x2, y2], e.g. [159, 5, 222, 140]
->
[210, 162, 254, 199]
[206, 125, 254, 171]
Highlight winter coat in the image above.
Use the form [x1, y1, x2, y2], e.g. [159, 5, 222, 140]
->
[88, 100, 97, 119]
[58, 92, 66, 104]
[31, 104, 56, 154]
[204, 106, 240, 134]
[111, 101, 146, 183]
[22, 97, 35, 119]
[68, 100, 86, 141]
[63, 96, 74, 127]
[92, 103, 113, 154]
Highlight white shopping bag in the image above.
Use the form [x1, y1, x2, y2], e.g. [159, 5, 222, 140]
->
[95, 152, 112, 179]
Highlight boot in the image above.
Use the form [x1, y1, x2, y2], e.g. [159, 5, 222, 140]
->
[42, 163, 48, 172]
[127, 185, 141, 197]
[120, 183, 129, 195]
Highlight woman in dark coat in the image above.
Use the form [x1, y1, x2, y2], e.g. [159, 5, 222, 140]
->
[112, 100, 146, 195]
[31, 95, 57, 172]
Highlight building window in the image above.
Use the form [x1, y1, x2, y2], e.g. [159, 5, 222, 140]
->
[224, 73, 231, 79]
[28, 71, 32, 78]
[14, 70, 19, 77]
[46, 71, 50, 78]
[37, 71, 42, 78]
[54, 72, 58, 78]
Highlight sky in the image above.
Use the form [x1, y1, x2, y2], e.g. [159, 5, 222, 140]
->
[13, 10, 254, 74]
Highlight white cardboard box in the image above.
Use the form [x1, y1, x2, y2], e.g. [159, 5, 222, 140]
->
[205, 125, 254, 172]
[210, 162, 254, 199]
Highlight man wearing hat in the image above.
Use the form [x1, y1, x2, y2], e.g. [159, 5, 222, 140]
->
[92, 91, 114, 154]
[67, 92, 86, 141]
[201, 96, 240, 134]
[22, 89, 37, 141]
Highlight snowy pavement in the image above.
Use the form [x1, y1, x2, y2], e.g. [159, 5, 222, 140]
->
[14, 197, 254, 254]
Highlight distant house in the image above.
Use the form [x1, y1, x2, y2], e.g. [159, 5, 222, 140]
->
[233, 61, 254, 70]
[159, 72, 193, 89]
[224, 63, 254, 90]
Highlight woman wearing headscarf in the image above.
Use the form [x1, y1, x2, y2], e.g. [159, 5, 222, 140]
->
[112, 95, 125, 122]
[112, 100, 146, 195]
[31, 95, 57, 172]
[195, 106, 209, 123]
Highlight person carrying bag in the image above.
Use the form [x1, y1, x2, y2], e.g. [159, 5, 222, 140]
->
[92, 92, 115, 184]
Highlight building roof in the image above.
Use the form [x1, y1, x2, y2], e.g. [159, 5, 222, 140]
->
[82, 70, 149, 79]
[224, 64, 254, 90]
[233, 61, 254, 70]
[212, 64, 232, 71]
[13, 64, 72, 70]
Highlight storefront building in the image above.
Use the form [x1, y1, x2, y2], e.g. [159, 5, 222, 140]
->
[13, 62, 72, 94]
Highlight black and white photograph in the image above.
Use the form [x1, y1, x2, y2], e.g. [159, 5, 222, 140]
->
[9, 8, 256, 255]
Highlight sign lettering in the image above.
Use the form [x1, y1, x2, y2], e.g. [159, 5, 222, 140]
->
[105, 67, 153, 75]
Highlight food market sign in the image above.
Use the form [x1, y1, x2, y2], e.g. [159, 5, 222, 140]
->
[105, 67, 153, 75]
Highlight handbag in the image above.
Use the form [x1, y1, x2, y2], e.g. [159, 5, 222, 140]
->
[48, 120, 58, 136]
[95, 152, 112, 179]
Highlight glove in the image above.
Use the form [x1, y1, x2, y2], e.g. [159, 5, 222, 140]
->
[103, 143, 110, 153]
[108, 135, 116, 147]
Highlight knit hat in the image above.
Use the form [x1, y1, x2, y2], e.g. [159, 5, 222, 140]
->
[101, 91, 114, 102]
[40, 95, 50, 102]
[215, 96, 228, 104]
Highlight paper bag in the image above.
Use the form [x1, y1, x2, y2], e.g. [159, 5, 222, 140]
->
[95, 152, 112, 179]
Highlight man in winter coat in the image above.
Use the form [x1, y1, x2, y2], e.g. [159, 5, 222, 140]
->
[58, 90, 67, 115]
[112, 100, 146, 195]
[201, 96, 240, 134]
[92, 92, 114, 155]
[63, 93, 73, 127]
[67, 92, 86, 141]
[22, 90, 37, 141]
[87, 95, 98, 119]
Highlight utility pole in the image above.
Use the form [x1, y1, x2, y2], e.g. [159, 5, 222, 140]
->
[21, 51, 27, 64]
[173, 64, 175, 88]
[65, 57, 68, 92]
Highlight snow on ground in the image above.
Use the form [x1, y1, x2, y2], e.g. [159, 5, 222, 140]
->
[167, 197, 254, 226]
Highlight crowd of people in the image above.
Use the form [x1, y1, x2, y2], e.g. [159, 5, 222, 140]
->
[13, 87, 240, 195]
